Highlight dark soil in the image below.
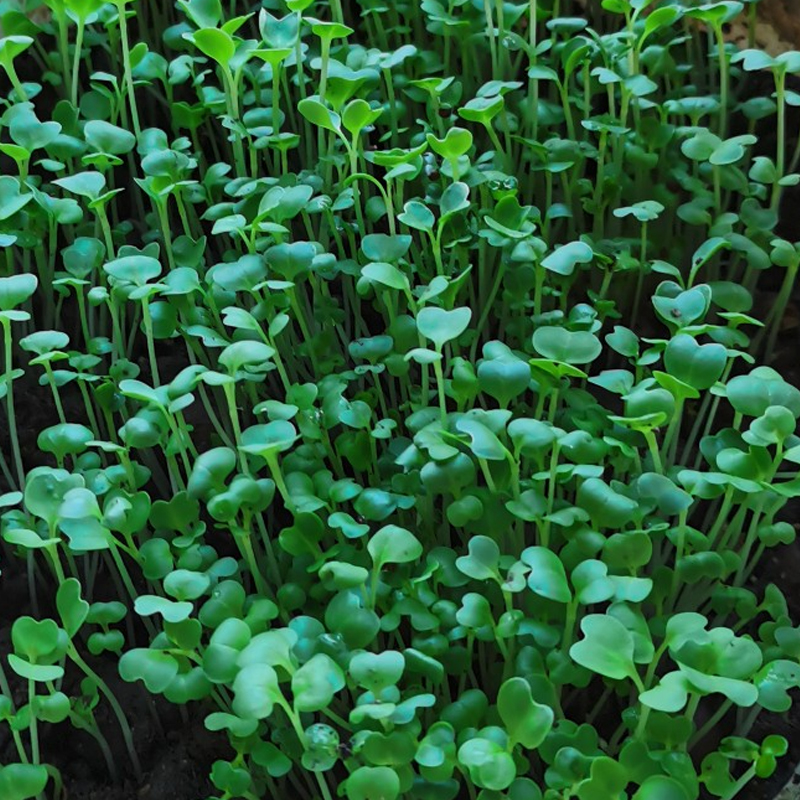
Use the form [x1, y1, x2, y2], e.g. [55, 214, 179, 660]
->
[0, 542, 225, 800]
[59, 719, 221, 800]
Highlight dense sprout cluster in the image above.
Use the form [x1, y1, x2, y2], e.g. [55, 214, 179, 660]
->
[2, 0, 800, 798]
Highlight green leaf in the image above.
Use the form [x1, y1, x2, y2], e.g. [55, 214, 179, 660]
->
[119, 649, 179, 693]
[632, 775, 689, 800]
[361, 262, 410, 291]
[532, 327, 601, 365]
[163, 569, 211, 601]
[754, 660, 800, 712]
[521, 546, 571, 602]
[218, 340, 276, 374]
[53, 171, 106, 200]
[232, 663, 282, 719]
[361, 233, 412, 262]
[664, 334, 727, 390]
[709, 135, 757, 166]
[185, 27, 236, 65]
[350, 651, 405, 692]
[456, 592, 494, 630]
[454, 417, 508, 460]
[298, 98, 342, 133]
[417, 306, 472, 350]
[457, 737, 516, 791]
[613, 200, 664, 223]
[84, 120, 137, 155]
[653, 284, 711, 329]
[439, 182, 470, 220]
[134, 594, 193, 623]
[346, 767, 400, 800]
[8, 656, 64, 682]
[399, 200, 435, 233]
[291, 653, 345, 712]
[456, 536, 501, 581]
[56, 578, 89, 638]
[0, 764, 49, 800]
[239, 420, 298, 458]
[368, 525, 423, 568]
[570, 614, 638, 681]
[638, 671, 691, 713]
[38, 423, 93, 462]
[726, 367, 800, 418]
[310, 19, 354, 39]
[497, 676, 555, 748]
[178, 0, 222, 27]
[0, 273, 37, 311]
[577, 478, 638, 528]
[104, 255, 162, 286]
[406, 347, 442, 365]
[0, 35, 33, 63]
[426, 127, 473, 159]
[528, 64, 559, 81]
[541, 241, 594, 276]
[342, 99, 382, 136]
[478, 352, 531, 406]
[732, 48, 776, 72]
[643, 6, 682, 38]
[459, 95, 504, 126]
[743, 406, 796, 446]
[251, 47, 293, 68]
[31, 692, 71, 723]
[0, 176, 33, 220]
[11, 617, 60, 662]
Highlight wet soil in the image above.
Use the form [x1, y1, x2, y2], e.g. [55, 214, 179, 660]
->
[0, 551, 225, 800]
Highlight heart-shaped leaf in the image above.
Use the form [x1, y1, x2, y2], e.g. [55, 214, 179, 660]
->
[497, 676, 555, 748]
[570, 614, 639, 682]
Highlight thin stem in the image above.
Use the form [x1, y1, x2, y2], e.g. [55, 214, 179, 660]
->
[3, 59, 28, 101]
[772, 70, 787, 212]
[2, 319, 25, 488]
[44, 365, 67, 424]
[433, 357, 448, 426]
[721, 765, 756, 800]
[28, 680, 40, 764]
[562, 600, 578, 652]
[68, 645, 143, 780]
[140, 301, 161, 386]
[634, 704, 650, 741]
[55, 11, 71, 98]
[0, 660, 29, 763]
[316, 773, 334, 800]
[762, 263, 798, 360]
[483, 0, 498, 77]
[71, 20, 86, 109]
[716, 25, 728, 138]
[265, 453, 293, 512]
[690, 699, 732, 749]
[116, 0, 142, 138]
[96, 205, 116, 260]
[271, 63, 282, 135]
[527, 0, 539, 138]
